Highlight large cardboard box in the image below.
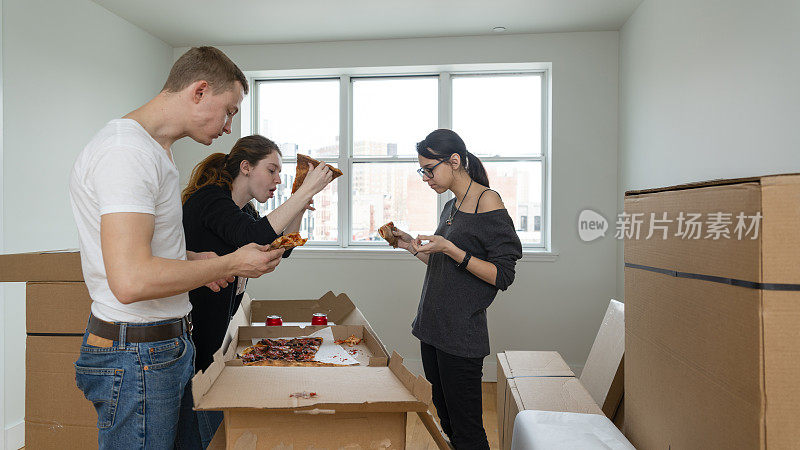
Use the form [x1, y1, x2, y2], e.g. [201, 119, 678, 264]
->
[194, 293, 445, 449]
[624, 174, 800, 449]
[26, 281, 91, 334]
[25, 336, 97, 449]
[194, 343, 432, 448]
[0, 250, 83, 282]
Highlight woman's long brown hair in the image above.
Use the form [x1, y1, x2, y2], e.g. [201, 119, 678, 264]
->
[181, 135, 281, 203]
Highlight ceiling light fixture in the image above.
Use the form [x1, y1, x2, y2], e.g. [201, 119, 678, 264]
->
[492, 26, 507, 33]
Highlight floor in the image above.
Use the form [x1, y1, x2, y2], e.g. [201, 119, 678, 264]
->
[407, 382, 499, 449]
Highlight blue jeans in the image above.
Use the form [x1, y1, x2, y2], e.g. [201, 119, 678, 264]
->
[196, 410, 223, 447]
[74, 318, 200, 449]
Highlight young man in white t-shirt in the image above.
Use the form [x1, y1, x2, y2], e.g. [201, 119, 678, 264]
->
[69, 46, 281, 449]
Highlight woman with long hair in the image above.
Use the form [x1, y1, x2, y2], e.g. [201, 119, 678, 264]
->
[180, 134, 333, 446]
[390, 129, 522, 449]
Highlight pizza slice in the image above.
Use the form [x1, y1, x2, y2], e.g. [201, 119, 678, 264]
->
[291, 154, 344, 193]
[378, 221, 400, 248]
[334, 334, 362, 347]
[268, 232, 308, 250]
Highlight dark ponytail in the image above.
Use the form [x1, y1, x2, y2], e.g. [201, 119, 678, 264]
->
[415, 129, 490, 187]
[464, 151, 489, 188]
[181, 134, 281, 203]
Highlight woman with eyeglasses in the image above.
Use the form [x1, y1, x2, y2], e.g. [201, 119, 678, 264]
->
[390, 129, 522, 449]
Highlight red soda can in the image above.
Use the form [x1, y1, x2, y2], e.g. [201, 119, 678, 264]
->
[266, 315, 283, 326]
[311, 313, 328, 326]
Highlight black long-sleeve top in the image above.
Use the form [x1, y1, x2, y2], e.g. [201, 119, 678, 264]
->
[411, 197, 522, 358]
[182, 184, 292, 372]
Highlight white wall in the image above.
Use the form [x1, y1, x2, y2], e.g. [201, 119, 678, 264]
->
[0, 0, 5, 444]
[1, 0, 173, 445]
[617, 0, 800, 297]
[173, 32, 620, 377]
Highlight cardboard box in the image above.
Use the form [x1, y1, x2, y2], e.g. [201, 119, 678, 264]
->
[496, 351, 577, 450]
[26, 282, 91, 334]
[25, 336, 97, 449]
[579, 299, 625, 417]
[624, 174, 800, 449]
[0, 249, 83, 282]
[194, 293, 445, 449]
[194, 348, 432, 448]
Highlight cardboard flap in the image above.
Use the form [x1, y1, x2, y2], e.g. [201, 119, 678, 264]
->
[194, 366, 425, 412]
[580, 299, 625, 417]
[389, 351, 432, 405]
[514, 377, 603, 415]
[625, 173, 800, 197]
[248, 291, 353, 323]
[505, 351, 574, 377]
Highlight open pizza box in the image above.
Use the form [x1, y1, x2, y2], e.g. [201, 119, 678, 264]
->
[193, 292, 451, 448]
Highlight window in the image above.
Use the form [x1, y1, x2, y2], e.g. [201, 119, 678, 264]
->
[246, 65, 549, 250]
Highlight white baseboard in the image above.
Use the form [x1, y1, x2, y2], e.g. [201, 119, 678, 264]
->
[5, 420, 24, 450]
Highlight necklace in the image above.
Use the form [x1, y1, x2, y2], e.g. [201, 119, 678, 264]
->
[446, 179, 473, 226]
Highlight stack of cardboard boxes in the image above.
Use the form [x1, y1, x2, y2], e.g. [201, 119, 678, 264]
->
[624, 174, 800, 448]
[0, 250, 96, 448]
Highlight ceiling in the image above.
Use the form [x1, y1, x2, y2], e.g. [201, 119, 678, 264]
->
[93, 0, 642, 47]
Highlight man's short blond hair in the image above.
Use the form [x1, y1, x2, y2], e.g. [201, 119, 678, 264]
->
[162, 46, 248, 95]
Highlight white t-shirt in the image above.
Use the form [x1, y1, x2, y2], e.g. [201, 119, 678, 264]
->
[69, 119, 191, 323]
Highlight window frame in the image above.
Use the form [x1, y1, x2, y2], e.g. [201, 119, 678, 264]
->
[241, 63, 553, 254]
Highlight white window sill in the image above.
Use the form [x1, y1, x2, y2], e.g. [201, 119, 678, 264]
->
[289, 246, 559, 262]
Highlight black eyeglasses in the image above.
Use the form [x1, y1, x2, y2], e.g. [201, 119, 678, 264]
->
[417, 160, 446, 178]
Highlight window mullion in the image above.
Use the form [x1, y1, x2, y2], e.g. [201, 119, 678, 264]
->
[437, 72, 454, 216]
[339, 75, 351, 248]
[542, 69, 551, 251]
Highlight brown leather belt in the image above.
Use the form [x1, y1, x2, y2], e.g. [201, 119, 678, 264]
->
[87, 314, 191, 343]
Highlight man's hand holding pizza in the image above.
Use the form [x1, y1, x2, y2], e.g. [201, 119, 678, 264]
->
[229, 243, 285, 278]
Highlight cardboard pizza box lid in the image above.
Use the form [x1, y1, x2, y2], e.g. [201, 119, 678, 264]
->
[0, 249, 83, 282]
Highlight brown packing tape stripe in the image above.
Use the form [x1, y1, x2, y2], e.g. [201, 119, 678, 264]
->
[625, 262, 800, 291]
[27, 332, 84, 337]
[511, 375, 573, 378]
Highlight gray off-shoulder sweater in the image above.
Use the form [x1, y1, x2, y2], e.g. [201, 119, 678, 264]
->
[412, 196, 523, 358]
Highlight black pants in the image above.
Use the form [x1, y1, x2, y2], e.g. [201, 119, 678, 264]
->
[420, 341, 489, 450]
